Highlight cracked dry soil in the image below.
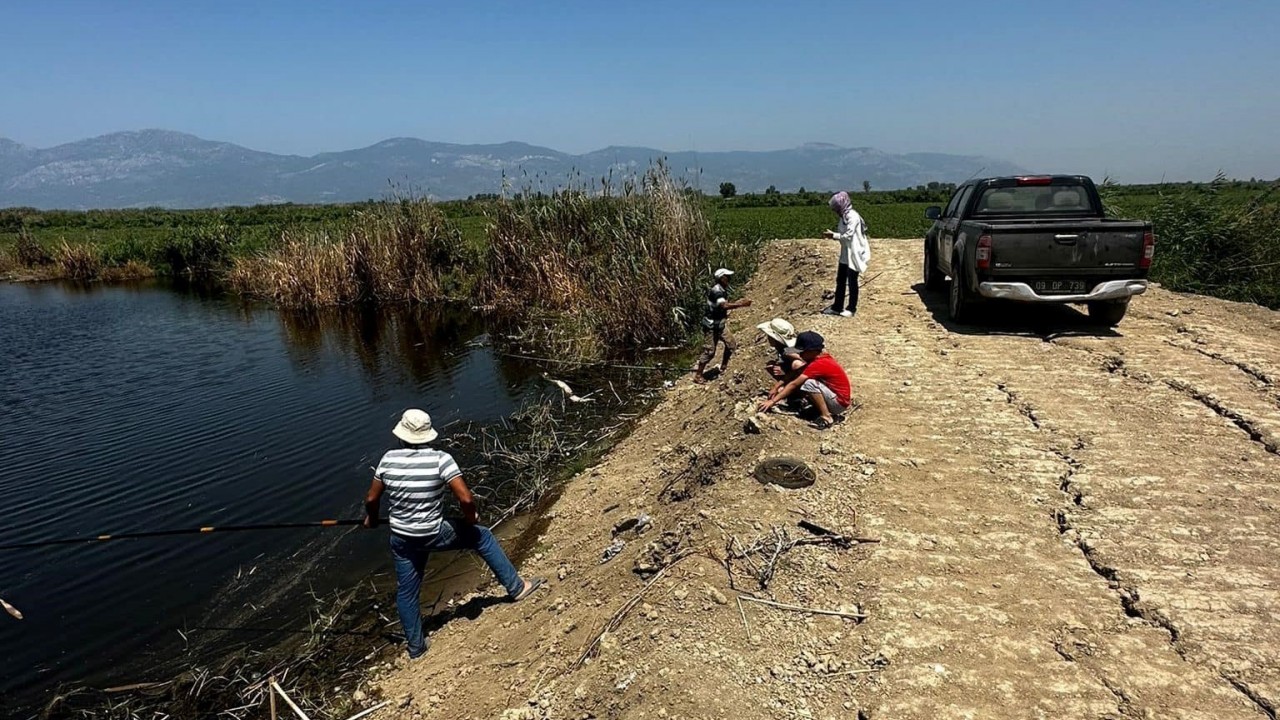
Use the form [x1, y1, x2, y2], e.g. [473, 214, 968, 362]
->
[360, 239, 1280, 720]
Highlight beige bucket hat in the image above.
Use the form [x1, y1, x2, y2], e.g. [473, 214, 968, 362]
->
[756, 318, 797, 347]
[392, 408, 438, 444]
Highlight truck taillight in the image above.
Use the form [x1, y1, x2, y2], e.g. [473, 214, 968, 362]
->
[976, 235, 993, 269]
[1140, 232, 1156, 269]
[1016, 176, 1053, 186]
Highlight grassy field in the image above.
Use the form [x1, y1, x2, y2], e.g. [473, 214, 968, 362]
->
[710, 202, 936, 240]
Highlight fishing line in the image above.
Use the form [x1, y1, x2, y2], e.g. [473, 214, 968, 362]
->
[0, 518, 364, 552]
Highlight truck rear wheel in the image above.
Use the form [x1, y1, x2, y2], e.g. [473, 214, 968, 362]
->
[948, 255, 978, 324]
[923, 242, 945, 291]
[1087, 299, 1130, 327]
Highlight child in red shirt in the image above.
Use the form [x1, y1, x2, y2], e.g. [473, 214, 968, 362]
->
[758, 331, 851, 429]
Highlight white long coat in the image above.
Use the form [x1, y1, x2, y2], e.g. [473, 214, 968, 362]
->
[831, 208, 871, 273]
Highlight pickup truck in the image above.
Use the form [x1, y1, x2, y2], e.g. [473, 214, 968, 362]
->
[922, 175, 1154, 326]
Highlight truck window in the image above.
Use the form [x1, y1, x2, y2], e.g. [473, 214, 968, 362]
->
[950, 186, 975, 218]
[972, 184, 1097, 215]
[942, 185, 962, 217]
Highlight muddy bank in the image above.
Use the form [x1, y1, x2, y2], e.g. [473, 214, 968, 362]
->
[348, 238, 1280, 720]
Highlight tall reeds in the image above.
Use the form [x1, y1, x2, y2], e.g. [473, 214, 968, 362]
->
[227, 198, 466, 307]
[482, 165, 726, 357]
[55, 242, 102, 281]
[228, 166, 751, 358]
[1148, 175, 1280, 309]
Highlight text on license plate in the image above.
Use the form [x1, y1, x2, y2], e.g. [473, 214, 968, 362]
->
[1033, 280, 1087, 294]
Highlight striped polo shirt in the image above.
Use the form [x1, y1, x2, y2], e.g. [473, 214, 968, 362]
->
[375, 448, 462, 538]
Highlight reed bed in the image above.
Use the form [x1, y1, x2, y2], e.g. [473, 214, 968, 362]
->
[1145, 176, 1280, 308]
[482, 165, 739, 357]
[55, 241, 102, 281]
[227, 199, 467, 308]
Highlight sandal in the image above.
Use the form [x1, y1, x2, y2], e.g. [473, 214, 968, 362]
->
[813, 417, 834, 430]
[511, 577, 546, 602]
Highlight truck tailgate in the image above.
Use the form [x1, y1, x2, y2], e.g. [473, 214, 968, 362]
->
[983, 221, 1148, 274]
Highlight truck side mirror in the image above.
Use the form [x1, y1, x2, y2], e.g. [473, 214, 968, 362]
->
[924, 206, 941, 220]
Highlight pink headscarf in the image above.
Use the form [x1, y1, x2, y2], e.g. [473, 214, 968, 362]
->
[829, 191, 852, 215]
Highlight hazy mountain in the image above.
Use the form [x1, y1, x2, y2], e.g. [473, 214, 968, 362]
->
[0, 130, 1026, 209]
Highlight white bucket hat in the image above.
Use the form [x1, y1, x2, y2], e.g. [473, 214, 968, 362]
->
[756, 318, 797, 346]
[392, 408, 438, 444]
[713, 268, 734, 279]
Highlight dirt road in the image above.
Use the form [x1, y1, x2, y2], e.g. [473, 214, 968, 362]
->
[367, 239, 1280, 719]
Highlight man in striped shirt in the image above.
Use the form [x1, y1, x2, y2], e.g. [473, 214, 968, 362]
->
[363, 408, 543, 659]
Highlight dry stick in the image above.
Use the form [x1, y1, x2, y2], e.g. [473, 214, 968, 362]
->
[828, 667, 882, 677]
[575, 552, 692, 667]
[268, 675, 278, 720]
[737, 595, 868, 621]
[736, 595, 751, 634]
[342, 700, 392, 720]
[270, 680, 312, 720]
[102, 680, 173, 693]
[1, 596, 23, 620]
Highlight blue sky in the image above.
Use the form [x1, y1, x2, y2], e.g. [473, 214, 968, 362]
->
[2, 0, 1278, 182]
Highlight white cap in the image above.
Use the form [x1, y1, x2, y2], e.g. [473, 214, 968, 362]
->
[713, 268, 734, 279]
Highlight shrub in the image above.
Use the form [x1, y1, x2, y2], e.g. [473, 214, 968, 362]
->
[15, 228, 52, 266]
[163, 222, 238, 276]
[99, 260, 157, 282]
[481, 164, 742, 358]
[1150, 176, 1280, 308]
[226, 198, 466, 307]
[56, 242, 102, 281]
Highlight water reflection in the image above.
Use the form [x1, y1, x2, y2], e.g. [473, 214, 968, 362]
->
[273, 305, 541, 393]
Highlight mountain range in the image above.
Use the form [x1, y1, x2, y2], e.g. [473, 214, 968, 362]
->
[0, 130, 1027, 210]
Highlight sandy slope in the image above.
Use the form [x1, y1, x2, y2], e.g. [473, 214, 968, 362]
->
[362, 239, 1280, 720]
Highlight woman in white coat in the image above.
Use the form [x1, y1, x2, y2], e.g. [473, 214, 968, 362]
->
[823, 191, 870, 317]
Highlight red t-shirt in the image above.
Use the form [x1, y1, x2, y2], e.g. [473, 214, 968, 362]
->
[803, 354, 852, 407]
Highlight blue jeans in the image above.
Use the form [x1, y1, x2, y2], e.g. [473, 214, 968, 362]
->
[390, 520, 524, 658]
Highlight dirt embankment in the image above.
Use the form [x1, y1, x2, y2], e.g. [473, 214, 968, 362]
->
[362, 239, 1280, 719]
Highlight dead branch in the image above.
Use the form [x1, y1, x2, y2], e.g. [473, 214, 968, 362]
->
[726, 526, 849, 590]
[575, 551, 693, 667]
[342, 700, 393, 720]
[271, 680, 312, 720]
[737, 594, 867, 621]
[796, 520, 881, 546]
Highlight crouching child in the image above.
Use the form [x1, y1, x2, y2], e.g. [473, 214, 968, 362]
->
[757, 317, 803, 387]
[757, 331, 852, 429]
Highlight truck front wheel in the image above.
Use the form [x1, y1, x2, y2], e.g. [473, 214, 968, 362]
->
[1087, 299, 1130, 327]
[948, 256, 978, 324]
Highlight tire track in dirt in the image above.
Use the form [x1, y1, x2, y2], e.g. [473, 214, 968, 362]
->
[837, 244, 1252, 718]
[855, 238, 1280, 718]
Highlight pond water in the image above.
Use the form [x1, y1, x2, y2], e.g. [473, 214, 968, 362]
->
[0, 280, 657, 714]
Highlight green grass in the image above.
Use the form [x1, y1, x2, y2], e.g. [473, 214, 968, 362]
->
[710, 202, 936, 240]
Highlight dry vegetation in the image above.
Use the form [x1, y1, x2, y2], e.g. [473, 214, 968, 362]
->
[226, 166, 760, 358]
[227, 199, 467, 307]
[482, 167, 730, 357]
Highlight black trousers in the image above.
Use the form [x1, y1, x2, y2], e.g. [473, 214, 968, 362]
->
[833, 264, 860, 313]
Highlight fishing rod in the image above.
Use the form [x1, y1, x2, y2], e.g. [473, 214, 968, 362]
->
[0, 518, 364, 552]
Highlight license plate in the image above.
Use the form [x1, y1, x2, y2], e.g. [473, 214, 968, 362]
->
[1033, 279, 1087, 294]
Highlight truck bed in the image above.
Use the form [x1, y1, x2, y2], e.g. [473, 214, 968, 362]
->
[965, 218, 1150, 283]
